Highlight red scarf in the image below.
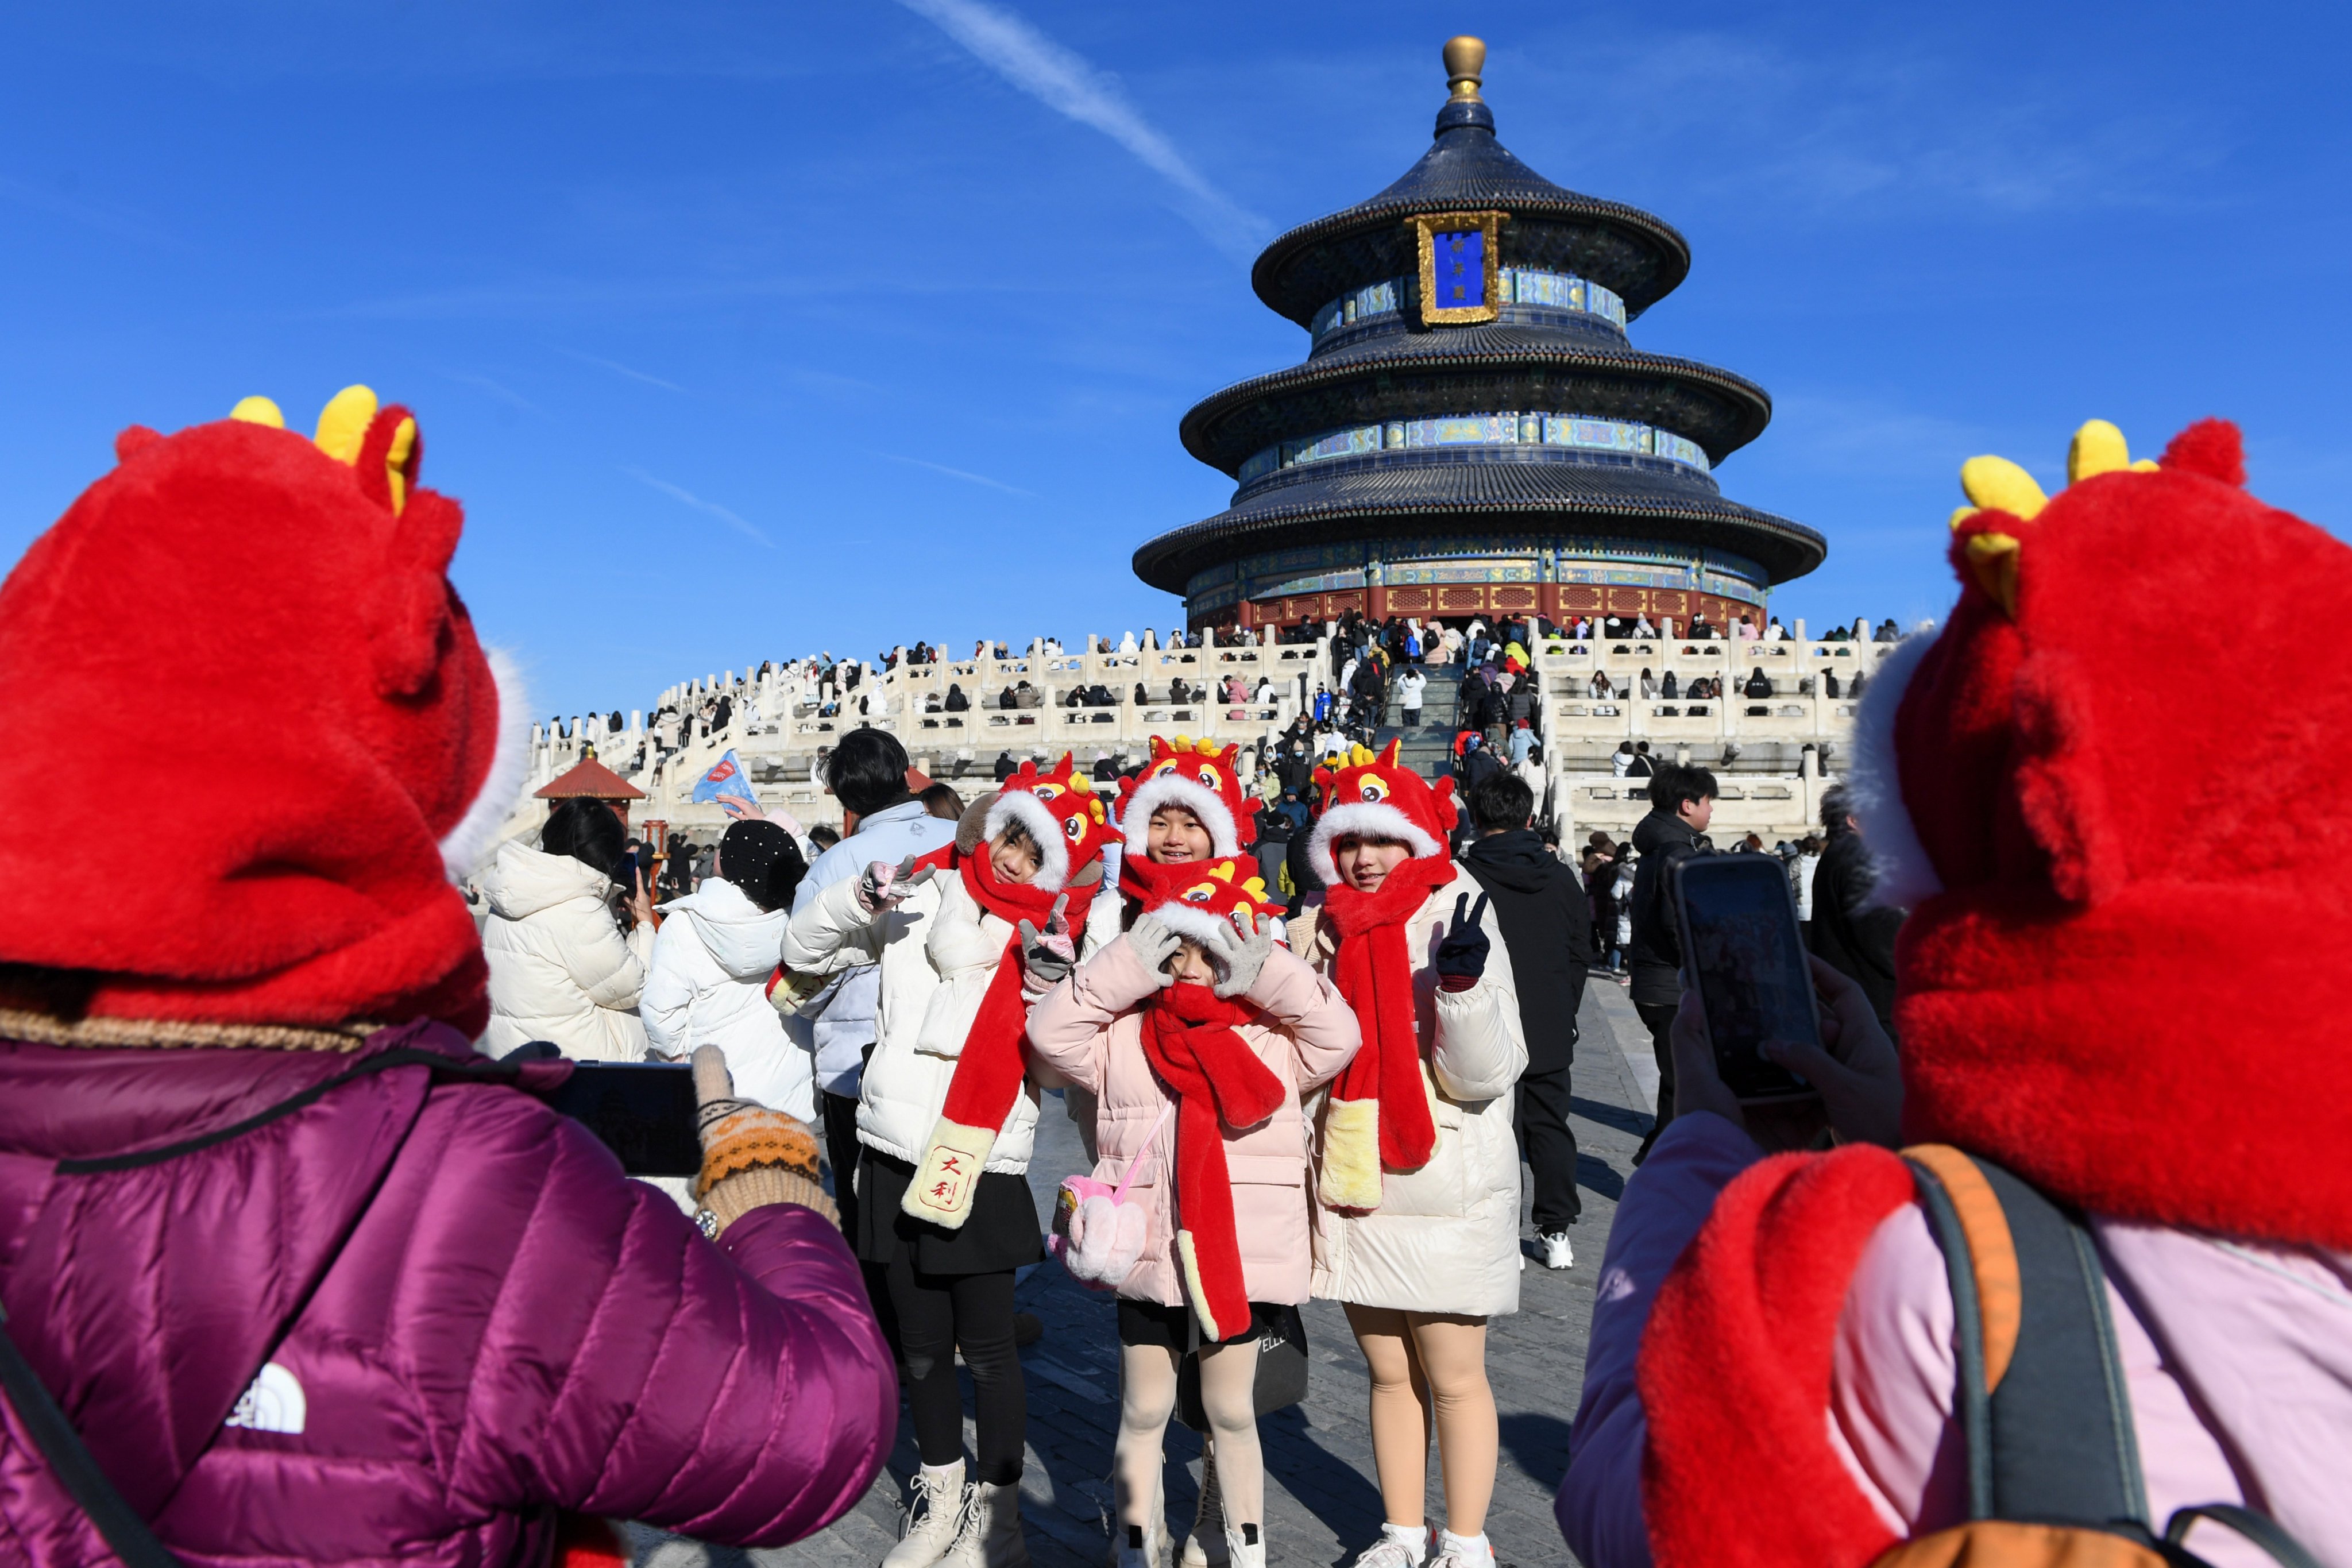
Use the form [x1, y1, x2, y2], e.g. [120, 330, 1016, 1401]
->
[1318, 856, 1456, 1207]
[901, 846, 1063, 1230]
[1142, 981, 1285, 1343]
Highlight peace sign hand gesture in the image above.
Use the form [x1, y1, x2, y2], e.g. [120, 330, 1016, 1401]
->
[1434, 890, 1492, 989]
[1018, 893, 1077, 997]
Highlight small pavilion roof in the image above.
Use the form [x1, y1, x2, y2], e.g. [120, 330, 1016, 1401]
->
[534, 754, 646, 801]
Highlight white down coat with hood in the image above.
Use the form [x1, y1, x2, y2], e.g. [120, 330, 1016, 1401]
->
[477, 839, 655, 1062]
[1291, 860, 1528, 1318]
[643, 877, 814, 1121]
[783, 864, 1120, 1175]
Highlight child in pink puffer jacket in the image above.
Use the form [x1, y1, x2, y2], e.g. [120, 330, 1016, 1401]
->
[1028, 859, 1359, 1568]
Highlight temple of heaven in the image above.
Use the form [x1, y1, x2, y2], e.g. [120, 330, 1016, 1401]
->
[1133, 37, 1824, 631]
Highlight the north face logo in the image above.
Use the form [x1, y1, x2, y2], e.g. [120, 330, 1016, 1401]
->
[224, 1362, 306, 1435]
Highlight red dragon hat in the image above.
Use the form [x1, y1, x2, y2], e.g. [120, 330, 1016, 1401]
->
[0, 387, 523, 1041]
[981, 754, 1119, 893]
[1305, 739, 1458, 886]
[1118, 735, 1256, 855]
[1848, 416, 2352, 1249]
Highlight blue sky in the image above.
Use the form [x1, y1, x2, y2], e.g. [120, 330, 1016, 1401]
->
[1, 2, 2342, 717]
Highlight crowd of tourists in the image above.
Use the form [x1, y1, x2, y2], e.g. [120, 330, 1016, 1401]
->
[1, 398, 2339, 1568]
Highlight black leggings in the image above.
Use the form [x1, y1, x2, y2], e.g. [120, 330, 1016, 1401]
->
[883, 1254, 1025, 1484]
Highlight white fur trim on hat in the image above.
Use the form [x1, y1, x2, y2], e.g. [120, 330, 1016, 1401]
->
[438, 647, 532, 883]
[1845, 629, 1944, 911]
[1147, 901, 1242, 952]
[1121, 772, 1239, 856]
[1306, 802, 1443, 887]
[983, 788, 1072, 892]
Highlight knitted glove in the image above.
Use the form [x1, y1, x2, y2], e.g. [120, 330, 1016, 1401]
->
[692, 1045, 836, 1234]
[855, 854, 936, 916]
[1018, 893, 1076, 998]
[1434, 891, 1492, 992]
[1124, 913, 1182, 989]
[1208, 907, 1279, 1001]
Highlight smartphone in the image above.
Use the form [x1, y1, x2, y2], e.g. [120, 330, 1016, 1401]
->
[1669, 853, 1820, 1102]
[543, 1061, 702, 1176]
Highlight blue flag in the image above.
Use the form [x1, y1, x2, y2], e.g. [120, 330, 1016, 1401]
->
[691, 749, 757, 807]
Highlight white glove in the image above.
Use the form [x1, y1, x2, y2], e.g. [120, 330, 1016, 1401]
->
[1124, 913, 1181, 990]
[1208, 907, 1279, 1001]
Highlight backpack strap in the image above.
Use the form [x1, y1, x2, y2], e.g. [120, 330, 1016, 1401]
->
[0, 1304, 186, 1567]
[1904, 1145, 2148, 1533]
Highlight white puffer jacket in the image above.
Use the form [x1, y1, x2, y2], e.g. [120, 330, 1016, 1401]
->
[783, 865, 1119, 1175]
[643, 878, 813, 1121]
[477, 839, 655, 1062]
[1291, 860, 1528, 1317]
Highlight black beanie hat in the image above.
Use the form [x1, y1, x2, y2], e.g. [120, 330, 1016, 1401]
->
[718, 819, 802, 913]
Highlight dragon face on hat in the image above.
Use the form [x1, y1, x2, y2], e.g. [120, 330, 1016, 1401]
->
[1118, 735, 1254, 855]
[982, 754, 1119, 892]
[1137, 858, 1281, 953]
[1306, 739, 1457, 886]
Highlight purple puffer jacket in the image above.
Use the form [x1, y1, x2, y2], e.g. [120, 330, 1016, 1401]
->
[0, 1018, 896, 1566]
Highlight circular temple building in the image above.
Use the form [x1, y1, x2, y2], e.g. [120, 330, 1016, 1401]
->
[1134, 38, 1824, 632]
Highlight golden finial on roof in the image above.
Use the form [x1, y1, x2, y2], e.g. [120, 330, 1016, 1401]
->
[1443, 36, 1486, 102]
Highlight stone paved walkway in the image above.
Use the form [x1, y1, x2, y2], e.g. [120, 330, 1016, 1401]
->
[630, 976, 1656, 1568]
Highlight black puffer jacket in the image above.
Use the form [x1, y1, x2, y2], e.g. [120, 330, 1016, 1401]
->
[1806, 826, 1905, 1036]
[1627, 808, 1706, 1006]
[1461, 829, 1594, 1072]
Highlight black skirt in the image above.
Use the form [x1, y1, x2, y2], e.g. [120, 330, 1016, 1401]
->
[854, 1148, 1044, 1275]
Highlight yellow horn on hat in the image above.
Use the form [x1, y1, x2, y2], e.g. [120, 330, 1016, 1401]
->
[314, 384, 378, 465]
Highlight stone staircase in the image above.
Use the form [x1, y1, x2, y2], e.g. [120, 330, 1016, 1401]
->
[1370, 667, 1465, 782]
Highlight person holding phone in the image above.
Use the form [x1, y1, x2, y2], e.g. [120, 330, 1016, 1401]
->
[1625, 761, 1718, 1164]
[0, 391, 892, 1563]
[1291, 743, 1526, 1568]
[1560, 419, 2352, 1567]
[478, 796, 657, 1062]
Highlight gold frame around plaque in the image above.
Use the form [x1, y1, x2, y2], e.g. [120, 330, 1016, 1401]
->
[1413, 211, 1504, 325]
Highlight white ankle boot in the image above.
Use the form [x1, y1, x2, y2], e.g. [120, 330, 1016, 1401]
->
[1179, 1451, 1227, 1566]
[884, 1461, 967, 1568]
[941, 1479, 1030, 1568]
[1113, 1515, 1170, 1568]
[1223, 1521, 1265, 1568]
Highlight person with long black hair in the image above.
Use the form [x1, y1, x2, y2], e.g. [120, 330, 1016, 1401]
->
[478, 797, 655, 1060]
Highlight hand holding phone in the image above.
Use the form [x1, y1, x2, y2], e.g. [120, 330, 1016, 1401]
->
[1669, 854, 1822, 1103]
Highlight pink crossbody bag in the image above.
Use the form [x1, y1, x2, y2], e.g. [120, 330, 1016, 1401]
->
[1048, 1102, 1175, 1290]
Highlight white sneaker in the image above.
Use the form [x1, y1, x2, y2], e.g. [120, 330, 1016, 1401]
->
[1179, 1451, 1227, 1566]
[1428, 1530, 1496, 1568]
[1343, 1534, 1424, 1568]
[885, 1462, 968, 1568]
[1223, 1522, 1265, 1568]
[1540, 1231, 1575, 1270]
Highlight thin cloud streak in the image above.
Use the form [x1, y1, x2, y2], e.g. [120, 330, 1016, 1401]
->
[621, 466, 774, 547]
[874, 450, 1038, 499]
[445, 370, 542, 414]
[897, 0, 1269, 262]
[561, 349, 685, 392]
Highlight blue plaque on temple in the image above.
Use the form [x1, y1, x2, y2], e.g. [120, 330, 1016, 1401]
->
[1436, 230, 1484, 307]
[1414, 211, 1501, 324]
